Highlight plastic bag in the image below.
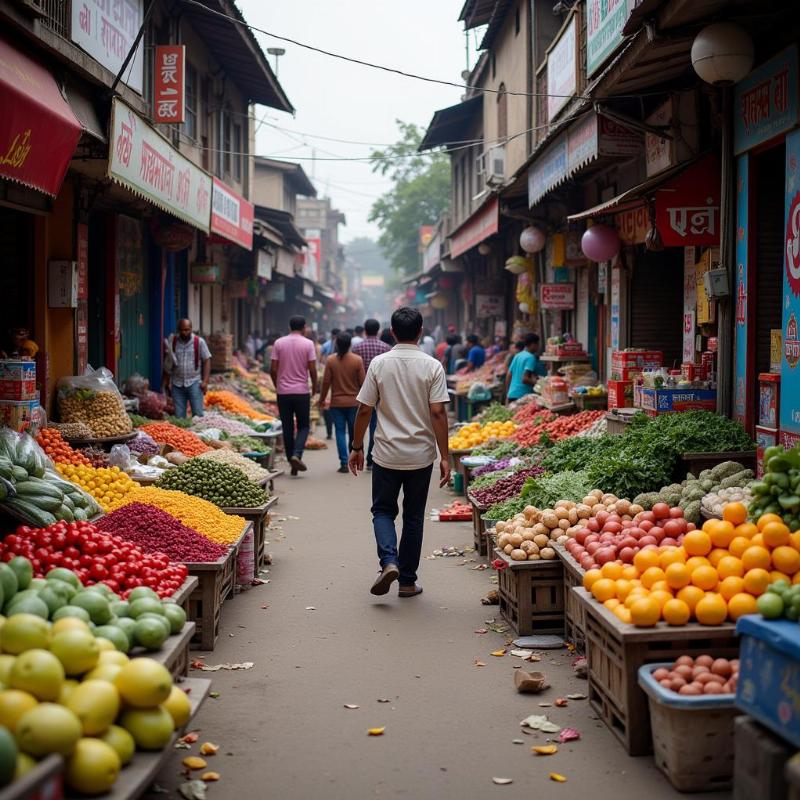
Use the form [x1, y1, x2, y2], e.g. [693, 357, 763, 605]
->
[128, 431, 160, 456]
[122, 373, 149, 397]
[57, 367, 132, 438]
[109, 444, 133, 470]
[467, 382, 492, 402]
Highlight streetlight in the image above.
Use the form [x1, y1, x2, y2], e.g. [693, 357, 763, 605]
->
[267, 47, 286, 77]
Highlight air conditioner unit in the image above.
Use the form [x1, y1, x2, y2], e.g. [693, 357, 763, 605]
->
[485, 145, 505, 186]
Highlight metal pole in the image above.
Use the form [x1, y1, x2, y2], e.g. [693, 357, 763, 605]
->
[109, 0, 156, 97]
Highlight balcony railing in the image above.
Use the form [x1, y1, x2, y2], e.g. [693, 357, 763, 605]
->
[37, 0, 70, 39]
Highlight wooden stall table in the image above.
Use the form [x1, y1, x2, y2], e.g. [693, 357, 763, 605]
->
[554, 545, 585, 651]
[169, 575, 199, 615]
[221, 501, 271, 579]
[147, 621, 196, 678]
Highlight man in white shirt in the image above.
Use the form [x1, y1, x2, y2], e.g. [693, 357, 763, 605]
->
[349, 307, 451, 598]
[421, 329, 435, 357]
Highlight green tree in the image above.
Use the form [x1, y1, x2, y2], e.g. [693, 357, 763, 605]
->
[368, 121, 450, 277]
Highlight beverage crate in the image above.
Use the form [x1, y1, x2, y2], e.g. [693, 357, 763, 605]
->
[555, 546, 585, 652]
[469, 497, 487, 556]
[208, 333, 233, 372]
[576, 587, 738, 756]
[495, 549, 564, 636]
[734, 716, 793, 800]
[607, 380, 632, 409]
[639, 663, 738, 792]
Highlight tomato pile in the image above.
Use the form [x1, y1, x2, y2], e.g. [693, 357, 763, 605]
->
[35, 428, 90, 466]
[511, 410, 605, 446]
[0, 521, 189, 599]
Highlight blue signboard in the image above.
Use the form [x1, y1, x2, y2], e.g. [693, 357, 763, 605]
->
[734, 45, 799, 155]
[733, 155, 749, 425]
[780, 129, 800, 442]
[528, 138, 567, 207]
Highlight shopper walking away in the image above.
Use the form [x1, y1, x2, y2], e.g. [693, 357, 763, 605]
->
[319, 333, 365, 473]
[271, 316, 319, 476]
[348, 307, 451, 598]
[162, 319, 212, 418]
[420, 329, 435, 357]
[351, 325, 365, 347]
[465, 334, 486, 371]
[321, 329, 340, 361]
[353, 319, 391, 470]
[380, 328, 396, 347]
[505, 333, 546, 403]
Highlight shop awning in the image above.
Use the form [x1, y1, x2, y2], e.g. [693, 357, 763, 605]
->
[255, 206, 306, 249]
[0, 33, 82, 197]
[316, 285, 336, 300]
[64, 79, 106, 143]
[419, 96, 483, 152]
[448, 196, 499, 259]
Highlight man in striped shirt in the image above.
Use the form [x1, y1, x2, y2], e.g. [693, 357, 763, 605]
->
[352, 318, 391, 470]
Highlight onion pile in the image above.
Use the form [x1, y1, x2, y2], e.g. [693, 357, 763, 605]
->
[652, 655, 739, 696]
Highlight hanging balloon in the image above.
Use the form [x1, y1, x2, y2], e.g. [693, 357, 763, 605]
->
[438, 274, 455, 290]
[519, 302, 529, 314]
[406, 285, 416, 299]
[581, 224, 621, 262]
[520, 226, 546, 254]
[505, 255, 531, 275]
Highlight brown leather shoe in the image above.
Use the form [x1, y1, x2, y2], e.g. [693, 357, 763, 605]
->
[370, 564, 399, 595]
[398, 584, 423, 598]
[289, 456, 307, 472]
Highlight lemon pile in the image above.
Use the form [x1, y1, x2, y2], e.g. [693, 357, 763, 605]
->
[56, 465, 137, 512]
[0, 612, 192, 794]
[449, 420, 517, 451]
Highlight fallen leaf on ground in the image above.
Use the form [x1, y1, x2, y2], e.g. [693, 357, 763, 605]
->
[492, 777, 513, 785]
[367, 727, 385, 736]
[490, 649, 506, 657]
[520, 715, 561, 733]
[474, 660, 486, 667]
[178, 780, 207, 800]
[549, 773, 568, 783]
[532, 745, 558, 755]
[178, 733, 200, 745]
[200, 773, 220, 782]
[209, 691, 220, 699]
[566, 693, 587, 700]
[510, 649, 534, 658]
[199, 743, 218, 755]
[474, 628, 488, 634]
[558, 728, 581, 742]
[377, 698, 391, 703]
[343, 704, 359, 709]
[182, 757, 207, 770]
[305, 606, 316, 611]
[554, 698, 568, 707]
[190, 661, 205, 670]
[174, 742, 191, 750]
[195, 662, 253, 672]
[511, 739, 524, 745]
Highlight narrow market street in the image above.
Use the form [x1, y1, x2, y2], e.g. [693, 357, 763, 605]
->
[151, 445, 693, 800]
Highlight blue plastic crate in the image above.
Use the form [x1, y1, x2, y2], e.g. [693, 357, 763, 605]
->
[639, 662, 737, 709]
[736, 616, 800, 748]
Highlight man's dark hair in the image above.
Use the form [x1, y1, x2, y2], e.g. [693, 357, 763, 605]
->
[446, 334, 459, 346]
[331, 328, 341, 338]
[515, 339, 526, 350]
[524, 333, 540, 347]
[355, 325, 364, 335]
[380, 328, 396, 346]
[335, 332, 352, 359]
[467, 334, 480, 345]
[289, 316, 306, 331]
[391, 307, 423, 342]
[364, 318, 380, 336]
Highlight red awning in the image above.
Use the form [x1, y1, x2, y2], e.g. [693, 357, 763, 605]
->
[448, 196, 499, 259]
[0, 33, 82, 197]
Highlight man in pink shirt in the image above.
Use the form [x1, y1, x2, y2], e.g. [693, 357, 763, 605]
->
[270, 316, 319, 475]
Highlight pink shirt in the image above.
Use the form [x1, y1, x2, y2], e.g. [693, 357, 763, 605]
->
[272, 333, 317, 395]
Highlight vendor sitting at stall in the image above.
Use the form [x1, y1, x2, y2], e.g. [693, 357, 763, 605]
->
[1, 326, 39, 360]
[465, 334, 486, 371]
[505, 333, 545, 403]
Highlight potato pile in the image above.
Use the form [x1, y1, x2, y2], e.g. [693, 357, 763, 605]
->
[58, 390, 132, 438]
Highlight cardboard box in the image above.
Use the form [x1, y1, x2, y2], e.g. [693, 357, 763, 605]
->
[755, 425, 778, 479]
[610, 366, 643, 382]
[611, 350, 663, 371]
[759, 373, 781, 428]
[608, 380, 633, 409]
[736, 616, 800, 749]
[0, 400, 39, 432]
[638, 387, 717, 414]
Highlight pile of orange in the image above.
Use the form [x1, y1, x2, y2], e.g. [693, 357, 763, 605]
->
[582, 502, 800, 627]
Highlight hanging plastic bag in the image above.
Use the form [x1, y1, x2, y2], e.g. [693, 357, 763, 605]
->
[57, 367, 132, 438]
[108, 444, 133, 471]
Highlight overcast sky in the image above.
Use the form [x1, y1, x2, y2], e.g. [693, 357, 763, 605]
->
[238, 1, 478, 243]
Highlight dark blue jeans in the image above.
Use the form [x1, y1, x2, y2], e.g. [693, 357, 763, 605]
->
[172, 382, 204, 418]
[331, 406, 357, 466]
[366, 410, 378, 466]
[277, 394, 310, 460]
[371, 462, 433, 586]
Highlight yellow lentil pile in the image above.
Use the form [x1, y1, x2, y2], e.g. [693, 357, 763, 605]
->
[107, 486, 246, 544]
[56, 464, 137, 512]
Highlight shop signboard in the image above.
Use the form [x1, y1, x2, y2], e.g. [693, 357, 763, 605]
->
[781, 128, 800, 442]
[77, 224, 88, 301]
[210, 178, 253, 250]
[71, 0, 144, 93]
[597, 262, 608, 294]
[153, 46, 185, 124]
[547, 14, 577, 121]
[265, 282, 285, 303]
[735, 45, 799, 155]
[528, 139, 568, 207]
[256, 249, 273, 280]
[683, 246, 697, 364]
[109, 100, 212, 232]
[476, 294, 503, 318]
[449, 197, 499, 258]
[645, 99, 673, 176]
[610, 268, 621, 349]
[423, 231, 441, 272]
[540, 283, 575, 310]
[190, 263, 220, 284]
[616, 205, 648, 244]
[301, 233, 321, 283]
[734, 155, 751, 425]
[586, 0, 634, 77]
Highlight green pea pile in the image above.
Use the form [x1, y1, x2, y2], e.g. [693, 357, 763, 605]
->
[155, 458, 268, 508]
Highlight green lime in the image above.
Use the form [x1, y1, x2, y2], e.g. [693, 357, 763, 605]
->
[52, 606, 91, 624]
[162, 604, 186, 635]
[128, 599, 165, 619]
[7, 559, 31, 591]
[109, 601, 131, 619]
[46, 568, 80, 590]
[93, 626, 130, 654]
[0, 566, 18, 607]
[757, 592, 785, 619]
[71, 594, 112, 626]
[133, 618, 168, 651]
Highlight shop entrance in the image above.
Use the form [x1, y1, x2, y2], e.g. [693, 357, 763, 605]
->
[0, 209, 35, 349]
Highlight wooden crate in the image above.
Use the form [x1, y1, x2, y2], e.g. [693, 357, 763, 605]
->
[555, 546, 585, 652]
[169, 575, 199, 615]
[0, 754, 62, 800]
[257, 495, 278, 571]
[222, 503, 271, 582]
[495, 549, 564, 636]
[576, 587, 738, 756]
[147, 621, 196, 679]
[470, 498, 487, 556]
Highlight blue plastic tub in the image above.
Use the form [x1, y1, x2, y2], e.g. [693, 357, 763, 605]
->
[638, 662, 737, 709]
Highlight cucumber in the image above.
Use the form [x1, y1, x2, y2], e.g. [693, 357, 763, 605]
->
[56, 505, 74, 522]
[15, 479, 64, 502]
[3, 499, 57, 527]
[14, 436, 36, 475]
[10, 466, 27, 482]
[61, 495, 75, 511]
[73, 508, 88, 521]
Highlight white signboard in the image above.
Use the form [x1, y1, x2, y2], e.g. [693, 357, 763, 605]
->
[108, 99, 212, 231]
[476, 294, 504, 318]
[586, 0, 634, 77]
[72, 0, 144, 93]
[257, 249, 273, 280]
[683, 247, 697, 362]
[547, 15, 577, 121]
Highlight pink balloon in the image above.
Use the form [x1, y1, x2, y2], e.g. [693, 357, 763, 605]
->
[581, 224, 620, 262]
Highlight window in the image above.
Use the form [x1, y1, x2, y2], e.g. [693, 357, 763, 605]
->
[223, 109, 231, 177]
[233, 123, 242, 182]
[497, 83, 508, 141]
[200, 77, 210, 171]
[185, 64, 198, 140]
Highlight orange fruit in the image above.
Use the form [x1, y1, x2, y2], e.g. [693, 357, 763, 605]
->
[695, 593, 728, 625]
[662, 598, 691, 626]
[723, 502, 748, 526]
[708, 548, 730, 568]
[614, 580, 634, 601]
[691, 565, 719, 591]
[758, 513, 784, 531]
[710, 521, 736, 549]
[729, 537, 752, 558]
[770, 570, 792, 585]
[633, 549, 660, 574]
[717, 556, 745, 579]
[686, 556, 711, 573]
[649, 590, 674, 609]
[751, 533, 766, 548]
[583, 569, 602, 591]
[683, 530, 712, 557]
[659, 548, 686, 569]
[622, 565, 639, 581]
[624, 589, 650, 609]
[651, 580, 670, 592]
[601, 562, 623, 580]
[742, 546, 771, 572]
[603, 598, 621, 610]
[677, 585, 705, 613]
[727, 592, 758, 620]
[743, 568, 771, 596]
[736, 523, 759, 540]
[762, 521, 791, 548]
[591, 578, 617, 603]
[630, 597, 661, 627]
[613, 606, 632, 624]
[665, 562, 690, 590]
[790, 531, 800, 551]
[641, 567, 666, 589]
[772, 546, 800, 575]
[719, 575, 745, 600]
[794, 572, 800, 585]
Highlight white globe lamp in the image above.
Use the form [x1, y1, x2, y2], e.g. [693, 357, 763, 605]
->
[691, 23, 754, 84]
[520, 226, 546, 254]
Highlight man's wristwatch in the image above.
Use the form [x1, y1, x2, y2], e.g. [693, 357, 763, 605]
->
[349, 444, 364, 452]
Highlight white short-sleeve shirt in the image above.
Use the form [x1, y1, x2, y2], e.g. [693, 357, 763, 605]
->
[357, 344, 450, 470]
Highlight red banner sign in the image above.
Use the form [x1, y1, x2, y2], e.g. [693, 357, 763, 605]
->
[210, 178, 254, 250]
[0, 33, 81, 197]
[449, 197, 499, 259]
[540, 283, 575, 310]
[153, 45, 185, 124]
